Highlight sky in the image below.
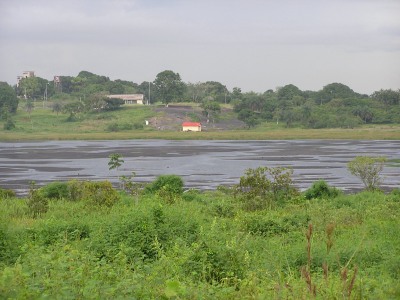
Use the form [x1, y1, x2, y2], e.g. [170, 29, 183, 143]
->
[0, 0, 399, 94]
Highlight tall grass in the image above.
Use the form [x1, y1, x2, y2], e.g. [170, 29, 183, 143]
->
[1, 184, 399, 298]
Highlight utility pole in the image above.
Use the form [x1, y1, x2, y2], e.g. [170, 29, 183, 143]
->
[43, 83, 49, 108]
[148, 81, 151, 105]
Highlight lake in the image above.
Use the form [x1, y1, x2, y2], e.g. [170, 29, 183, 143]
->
[0, 140, 399, 195]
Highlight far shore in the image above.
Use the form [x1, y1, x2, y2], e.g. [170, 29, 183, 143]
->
[1, 125, 400, 141]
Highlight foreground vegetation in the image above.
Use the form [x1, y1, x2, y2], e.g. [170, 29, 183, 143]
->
[1, 170, 399, 299]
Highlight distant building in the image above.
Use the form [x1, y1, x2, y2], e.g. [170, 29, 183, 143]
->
[107, 94, 144, 105]
[17, 71, 35, 86]
[182, 122, 202, 132]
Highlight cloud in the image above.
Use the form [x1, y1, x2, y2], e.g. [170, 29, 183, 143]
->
[0, 0, 399, 93]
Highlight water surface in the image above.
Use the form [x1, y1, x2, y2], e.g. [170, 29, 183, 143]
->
[0, 140, 399, 194]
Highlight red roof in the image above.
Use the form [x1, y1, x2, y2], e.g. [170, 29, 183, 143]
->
[182, 122, 201, 127]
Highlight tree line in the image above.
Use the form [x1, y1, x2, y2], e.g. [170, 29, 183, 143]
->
[1, 70, 400, 129]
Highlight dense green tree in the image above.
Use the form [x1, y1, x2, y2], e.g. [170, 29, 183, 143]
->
[58, 76, 74, 94]
[237, 109, 261, 128]
[201, 100, 221, 123]
[0, 82, 18, 114]
[316, 83, 357, 105]
[104, 98, 125, 111]
[277, 84, 303, 101]
[153, 70, 186, 105]
[18, 77, 41, 99]
[352, 106, 374, 123]
[106, 82, 125, 94]
[203, 81, 229, 103]
[372, 89, 400, 107]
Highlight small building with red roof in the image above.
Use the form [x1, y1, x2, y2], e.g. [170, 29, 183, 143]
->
[182, 122, 202, 132]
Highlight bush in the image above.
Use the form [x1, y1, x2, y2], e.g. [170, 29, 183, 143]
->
[347, 156, 387, 191]
[3, 118, 15, 130]
[40, 182, 69, 199]
[145, 175, 184, 203]
[0, 187, 16, 199]
[234, 166, 298, 210]
[27, 183, 49, 218]
[304, 180, 341, 200]
[60, 180, 120, 207]
[81, 181, 120, 207]
[133, 123, 144, 130]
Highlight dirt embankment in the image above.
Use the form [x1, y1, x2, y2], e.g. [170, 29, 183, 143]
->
[148, 105, 245, 131]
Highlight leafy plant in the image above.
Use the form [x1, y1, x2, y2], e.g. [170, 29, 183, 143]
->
[40, 181, 69, 199]
[347, 156, 387, 191]
[81, 181, 120, 207]
[3, 118, 15, 130]
[234, 166, 298, 210]
[304, 180, 341, 199]
[145, 175, 184, 199]
[0, 187, 16, 199]
[108, 153, 124, 171]
[27, 182, 49, 218]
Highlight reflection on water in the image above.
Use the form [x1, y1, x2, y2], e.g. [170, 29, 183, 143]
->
[0, 140, 399, 195]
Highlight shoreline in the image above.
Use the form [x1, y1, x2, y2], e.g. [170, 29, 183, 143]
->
[1, 125, 400, 141]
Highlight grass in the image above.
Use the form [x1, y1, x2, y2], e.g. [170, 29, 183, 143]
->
[0, 185, 399, 299]
[1, 102, 400, 141]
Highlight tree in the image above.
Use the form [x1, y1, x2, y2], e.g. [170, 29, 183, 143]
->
[104, 98, 125, 111]
[277, 84, 303, 101]
[52, 102, 63, 115]
[18, 77, 41, 99]
[0, 82, 18, 113]
[25, 100, 34, 117]
[347, 156, 387, 191]
[372, 89, 400, 108]
[316, 83, 357, 105]
[234, 166, 297, 210]
[185, 82, 207, 103]
[63, 101, 84, 121]
[108, 153, 124, 171]
[352, 106, 373, 123]
[203, 81, 229, 103]
[237, 109, 260, 128]
[201, 100, 221, 123]
[153, 70, 186, 105]
[85, 93, 107, 112]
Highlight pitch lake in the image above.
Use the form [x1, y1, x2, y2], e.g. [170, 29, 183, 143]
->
[0, 140, 399, 195]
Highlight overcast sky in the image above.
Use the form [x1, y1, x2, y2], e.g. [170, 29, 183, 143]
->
[1, 0, 399, 94]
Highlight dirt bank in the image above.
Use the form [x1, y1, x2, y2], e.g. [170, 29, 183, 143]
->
[148, 105, 245, 131]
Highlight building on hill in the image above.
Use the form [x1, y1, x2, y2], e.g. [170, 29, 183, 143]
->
[182, 122, 202, 132]
[107, 94, 144, 105]
[17, 71, 35, 86]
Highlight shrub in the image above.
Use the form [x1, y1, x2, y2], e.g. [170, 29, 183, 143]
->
[3, 118, 15, 130]
[64, 180, 120, 207]
[234, 166, 298, 210]
[133, 123, 144, 130]
[81, 181, 120, 207]
[145, 175, 184, 203]
[347, 156, 387, 191]
[27, 183, 49, 218]
[40, 182, 69, 199]
[0, 187, 16, 199]
[304, 180, 341, 200]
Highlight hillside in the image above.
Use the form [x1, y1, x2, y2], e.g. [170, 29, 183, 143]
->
[150, 105, 245, 131]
